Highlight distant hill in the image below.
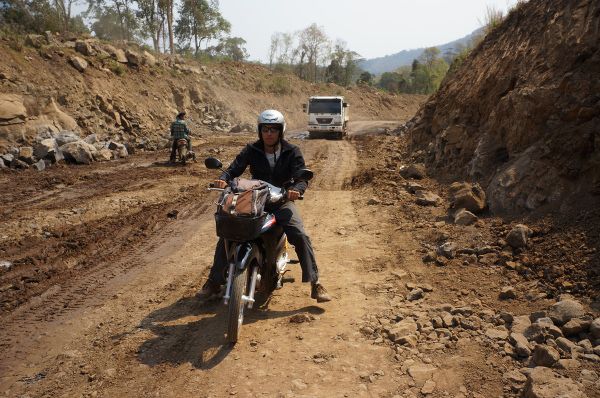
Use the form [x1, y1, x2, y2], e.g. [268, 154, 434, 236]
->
[358, 28, 484, 75]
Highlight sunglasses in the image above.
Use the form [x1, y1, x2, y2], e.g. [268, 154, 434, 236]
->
[262, 126, 280, 134]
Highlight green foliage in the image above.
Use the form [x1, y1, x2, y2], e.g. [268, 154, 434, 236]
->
[481, 5, 504, 35]
[269, 75, 292, 95]
[107, 60, 126, 75]
[357, 71, 373, 85]
[377, 47, 448, 95]
[325, 40, 361, 87]
[1, 0, 89, 34]
[175, 0, 230, 55]
[207, 36, 248, 61]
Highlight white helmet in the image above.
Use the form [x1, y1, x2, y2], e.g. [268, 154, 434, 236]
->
[257, 109, 286, 140]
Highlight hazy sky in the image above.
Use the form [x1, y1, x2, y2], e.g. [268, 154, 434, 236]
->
[219, 0, 520, 62]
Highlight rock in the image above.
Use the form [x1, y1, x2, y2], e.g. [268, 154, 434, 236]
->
[229, 124, 243, 133]
[25, 34, 46, 48]
[289, 313, 314, 323]
[18, 147, 34, 164]
[367, 197, 381, 205]
[400, 163, 426, 179]
[499, 286, 517, 300]
[509, 332, 532, 357]
[407, 364, 437, 387]
[512, 315, 532, 334]
[291, 379, 307, 391]
[506, 224, 533, 249]
[437, 242, 457, 259]
[562, 318, 591, 336]
[104, 45, 128, 63]
[421, 380, 436, 395]
[405, 181, 425, 194]
[389, 319, 418, 342]
[83, 134, 97, 144]
[504, 369, 528, 385]
[523, 366, 586, 398]
[0, 157, 5, 169]
[0, 93, 27, 121]
[75, 40, 95, 56]
[532, 345, 560, 367]
[579, 353, 600, 363]
[125, 49, 143, 66]
[34, 138, 58, 160]
[556, 337, 578, 353]
[548, 299, 585, 326]
[108, 141, 128, 158]
[448, 182, 487, 213]
[32, 159, 46, 171]
[442, 313, 457, 328]
[69, 56, 88, 72]
[44, 99, 79, 131]
[454, 208, 478, 225]
[590, 318, 600, 339]
[10, 158, 29, 169]
[0, 153, 13, 163]
[485, 327, 509, 340]
[397, 334, 418, 347]
[407, 288, 424, 301]
[94, 148, 113, 161]
[556, 358, 581, 370]
[60, 141, 96, 164]
[54, 131, 80, 146]
[415, 190, 440, 206]
[142, 51, 156, 66]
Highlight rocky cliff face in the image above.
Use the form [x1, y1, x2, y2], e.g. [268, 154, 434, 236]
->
[407, 0, 600, 214]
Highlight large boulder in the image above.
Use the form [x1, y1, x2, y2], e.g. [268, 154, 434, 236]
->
[34, 138, 63, 163]
[60, 141, 96, 164]
[523, 367, 586, 398]
[69, 56, 88, 72]
[448, 182, 487, 213]
[548, 299, 585, 326]
[54, 131, 80, 146]
[0, 94, 27, 121]
[142, 51, 157, 66]
[400, 163, 426, 179]
[94, 148, 113, 161]
[125, 49, 143, 66]
[75, 40, 95, 56]
[532, 345, 560, 367]
[44, 99, 78, 131]
[18, 147, 35, 164]
[25, 34, 46, 48]
[454, 208, 478, 225]
[108, 141, 128, 158]
[103, 44, 128, 63]
[415, 190, 440, 206]
[591, 318, 600, 339]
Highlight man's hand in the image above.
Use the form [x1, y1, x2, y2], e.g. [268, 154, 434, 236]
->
[213, 180, 228, 189]
[287, 190, 301, 201]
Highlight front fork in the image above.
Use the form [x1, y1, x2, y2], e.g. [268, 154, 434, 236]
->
[223, 241, 261, 309]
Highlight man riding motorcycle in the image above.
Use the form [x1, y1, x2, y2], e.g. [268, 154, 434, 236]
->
[199, 109, 332, 303]
[169, 111, 192, 163]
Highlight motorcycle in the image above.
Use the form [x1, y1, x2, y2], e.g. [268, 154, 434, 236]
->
[205, 157, 314, 343]
[176, 138, 195, 165]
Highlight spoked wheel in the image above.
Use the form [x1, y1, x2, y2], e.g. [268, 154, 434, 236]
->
[226, 266, 248, 344]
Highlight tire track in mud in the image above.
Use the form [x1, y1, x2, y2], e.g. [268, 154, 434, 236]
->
[0, 201, 212, 377]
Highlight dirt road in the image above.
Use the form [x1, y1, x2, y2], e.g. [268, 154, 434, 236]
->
[1, 124, 599, 398]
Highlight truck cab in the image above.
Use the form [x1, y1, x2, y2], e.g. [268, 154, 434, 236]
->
[302, 96, 349, 140]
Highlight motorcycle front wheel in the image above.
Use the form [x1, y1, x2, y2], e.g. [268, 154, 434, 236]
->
[226, 266, 248, 343]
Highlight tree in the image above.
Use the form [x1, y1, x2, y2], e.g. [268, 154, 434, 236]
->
[298, 23, 329, 82]
[357, 71, 373, 85]
[2, 0, 88, 33]
[209, 36, 247, 61]
[86, 0, 138, 41]
[175, 0, 230, 55]
[325, 40, 360, 87]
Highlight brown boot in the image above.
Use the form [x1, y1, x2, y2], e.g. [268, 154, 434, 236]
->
[197, 279, 220, 299]
[311, 283, 332, 303]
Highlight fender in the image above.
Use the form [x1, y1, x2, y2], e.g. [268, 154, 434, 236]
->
[234, 242, 260, 270]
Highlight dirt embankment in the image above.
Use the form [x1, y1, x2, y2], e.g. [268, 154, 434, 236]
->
[0, 34, 424, 153]
[407, 0, 600, 215]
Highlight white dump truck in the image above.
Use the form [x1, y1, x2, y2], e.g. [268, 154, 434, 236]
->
[302, 96, 349, 139]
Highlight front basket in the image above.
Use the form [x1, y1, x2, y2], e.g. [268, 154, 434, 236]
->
[215, 213, 266, 241]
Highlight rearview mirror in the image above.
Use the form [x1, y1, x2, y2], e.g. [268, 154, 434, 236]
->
[204, 157, 223, 169]
[294, 168, 314, 182]
[343, 102, 349, 108]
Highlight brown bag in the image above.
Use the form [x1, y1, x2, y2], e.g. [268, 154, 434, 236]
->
[218, 178, 269, 217]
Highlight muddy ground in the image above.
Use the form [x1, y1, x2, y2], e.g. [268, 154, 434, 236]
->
[1, 121, 599, 397]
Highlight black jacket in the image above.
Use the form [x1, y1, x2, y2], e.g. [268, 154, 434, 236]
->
[220, 139, 308, 194]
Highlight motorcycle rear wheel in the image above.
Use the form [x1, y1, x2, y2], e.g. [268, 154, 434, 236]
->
[226, 266, 248, 343]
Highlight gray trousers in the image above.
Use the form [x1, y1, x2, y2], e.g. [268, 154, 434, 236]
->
[208, 201, 320, 284]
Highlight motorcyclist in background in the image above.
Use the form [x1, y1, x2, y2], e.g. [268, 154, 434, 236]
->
[199, 109, 332, 302]
[169, 111, 192, 163]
